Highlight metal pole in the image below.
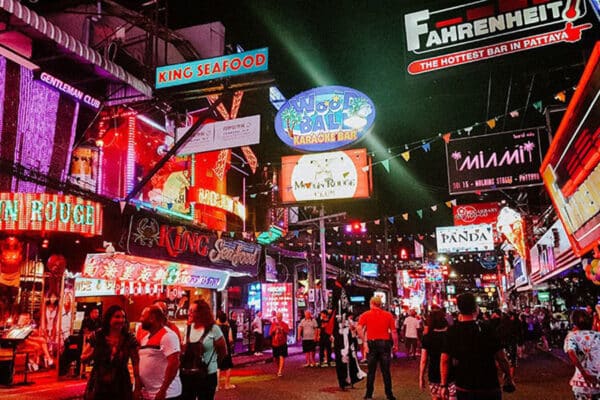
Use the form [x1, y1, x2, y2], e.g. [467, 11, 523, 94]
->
[320, 205, 327, 310]
[243, 176, 246, 232]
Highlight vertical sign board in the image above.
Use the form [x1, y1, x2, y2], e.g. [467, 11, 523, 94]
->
[541, 42, 600, 257]
[403, 0, 593, 75]
[446, 129, 544, 195]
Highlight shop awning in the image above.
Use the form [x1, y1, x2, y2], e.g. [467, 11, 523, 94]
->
[82, 252, 230, 291]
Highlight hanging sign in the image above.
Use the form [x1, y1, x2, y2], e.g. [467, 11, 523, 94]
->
[436, 224, 494, 253]
[446, 129, 544, 195]
[0, 192, 102, 235]
[403, 0, 593, 74]
[155, 48, 269, 89]
[274, 86, 375, 152]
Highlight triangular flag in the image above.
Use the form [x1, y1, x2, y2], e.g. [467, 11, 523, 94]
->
[509, 110, 520, 118]
[119, 201, 127, 213]
[486, 118, 496, 129]
[374, 219, 381, 225]
[307, 229, 313, 235]
[230, 231, 235, 238]
[362, 165, 370, 172]
[416, 209, 423, 219]
[217, 231, 223, 239]
[422, 142, 431, 152]
[533, 100, 543, 112]
[463, 126, 473, 135]
[451, 199, 457, 206]
[250, 193, 257, 198]
[293, 231, 299, 238]
[356, 240, 361, 245]
[554, 91, 566, 102]
[445, 201, 452, 208]
[388, 216, 395, 224]
[360, 222, 366, 230]
[333, 226, 339, 232]
[431, 205, 438, 211]
[402, 213, 408, 221]
[255, 231, 260, 238]
[442, 133, 451, 143]
[401, 151, 410, 162]
[381, 159, 390, 172]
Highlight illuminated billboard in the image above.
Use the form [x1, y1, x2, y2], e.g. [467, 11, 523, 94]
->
[541, 42, 600, 257]
[279, 148, 372, 203]
[0, 192, 103, 236]
[436, 224, 494, 253]
[274, 86, 375, 152]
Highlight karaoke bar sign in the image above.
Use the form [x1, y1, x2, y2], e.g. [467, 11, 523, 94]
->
[446, 128, 544, 195]
[404, 0, 593, 74]
[124, 214, 261, 276]
[0, 192, 102, 235]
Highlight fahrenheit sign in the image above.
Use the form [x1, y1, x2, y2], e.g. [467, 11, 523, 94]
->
[155, 48, 269, 89]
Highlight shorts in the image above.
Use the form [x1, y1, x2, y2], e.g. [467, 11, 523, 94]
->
[218, 354, 233, 370]
[302, 340, 316, 353]
[430, 382, 457, 400]
[273, 345, 288, 358]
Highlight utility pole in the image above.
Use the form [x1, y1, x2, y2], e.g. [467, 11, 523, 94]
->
[294, 207, 346, 311]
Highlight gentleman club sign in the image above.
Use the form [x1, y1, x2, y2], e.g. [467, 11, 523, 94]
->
[403, 0, 593, 74]
[123, 214, 261, 276]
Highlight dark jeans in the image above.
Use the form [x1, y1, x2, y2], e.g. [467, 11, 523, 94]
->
[181, 372, 217, 400]
[254, 332, 263, 352]
[457, 388, 502, 400]
[365, 340, 395, 400]
[319, 334, 333, 363]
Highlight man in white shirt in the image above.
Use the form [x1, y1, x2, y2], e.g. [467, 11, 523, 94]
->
[252, 311, 263, 355]
[138, 305, 182, 400]
[402, 310, 421, 360]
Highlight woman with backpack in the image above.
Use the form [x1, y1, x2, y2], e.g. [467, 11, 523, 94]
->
[270, 312, 290, 377]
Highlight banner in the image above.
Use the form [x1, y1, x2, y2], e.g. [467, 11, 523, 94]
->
[446, 128, 544, 194]
[124, 213, 261, 276]
[436, 224, 494, 253]
[280, 148, 372, 203]
[453, 202, 500, 225]
[403, 0, 593, 75]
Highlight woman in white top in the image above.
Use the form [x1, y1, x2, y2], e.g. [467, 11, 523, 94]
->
[180, 299, 227, 400]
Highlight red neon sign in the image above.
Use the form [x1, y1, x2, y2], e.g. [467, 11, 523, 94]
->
[0, 193, 103, 236]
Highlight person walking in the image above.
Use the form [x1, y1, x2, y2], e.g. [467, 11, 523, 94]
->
[270, 312, 290, 377]
[564, 309, 600, 400]
[251, 311, 264, 355]
[216, 311, 235, 390]
[298, 310, 318, 367]
[440, 293, 515, 400]
[357, 296, 399, 400]
[180, 300, 227, 400]
[318, 309, 334, 366]
[138, 305, 182, 400]
[403, 309, 421, 360]
[81, 305, 140, 400]
[419, 309, 455, 400]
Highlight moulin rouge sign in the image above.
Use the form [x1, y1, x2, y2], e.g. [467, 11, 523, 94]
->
[124, 214, 261, 276]
[446, 128, 544, 195]
[404, 0, 593, 74]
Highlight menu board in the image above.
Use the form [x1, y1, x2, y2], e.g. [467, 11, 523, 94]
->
[261, 283, 293, 325]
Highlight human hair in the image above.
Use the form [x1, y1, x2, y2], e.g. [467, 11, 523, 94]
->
[457, 293, 477, 315]
[217, 310, 228, 324]
[571, 309, 593, 330]
[191, 299, 215, 328]
[427, 309, 448, 330]
[147, 304, 166, 325]
[101, 305, 129, 336]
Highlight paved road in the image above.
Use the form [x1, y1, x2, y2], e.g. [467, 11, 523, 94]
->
[0, 350, 574, 399]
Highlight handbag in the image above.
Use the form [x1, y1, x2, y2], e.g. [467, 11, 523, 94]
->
[180, 325, 214, 378]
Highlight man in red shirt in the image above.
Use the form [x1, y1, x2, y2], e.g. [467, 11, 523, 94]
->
[358, 296, 399, 400]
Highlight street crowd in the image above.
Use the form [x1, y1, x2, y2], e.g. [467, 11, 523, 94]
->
[72, 294, 600, 400]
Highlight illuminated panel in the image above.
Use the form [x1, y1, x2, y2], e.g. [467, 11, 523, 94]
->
[540, 42, 600, 256]
[0, 192, 103, 235]
[189, 188, 246, 221]
[82, 253, 230, 290]
[280, 148, 372, 203]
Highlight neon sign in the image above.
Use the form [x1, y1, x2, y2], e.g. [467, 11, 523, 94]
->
[155, 48, 269, 89]
[274, 86, 375, 152]
[38, 72, 101, 108]
[0, 193, 102, 235]
[191, 188, 246, 220]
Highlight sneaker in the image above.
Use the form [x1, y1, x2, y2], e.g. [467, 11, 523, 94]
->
[329, 361, 336, 367]
[320, 362, 328, 368]
[254, 352, 263, 356]
[277, 372, 283, 377]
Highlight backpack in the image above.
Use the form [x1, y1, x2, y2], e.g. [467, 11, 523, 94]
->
[272, 324, 287, 347]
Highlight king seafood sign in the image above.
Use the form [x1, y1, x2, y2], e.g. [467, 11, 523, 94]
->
[404, 0, 594, 74]
[123, 214, 261, 276]
[446, 128, 544, 195]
